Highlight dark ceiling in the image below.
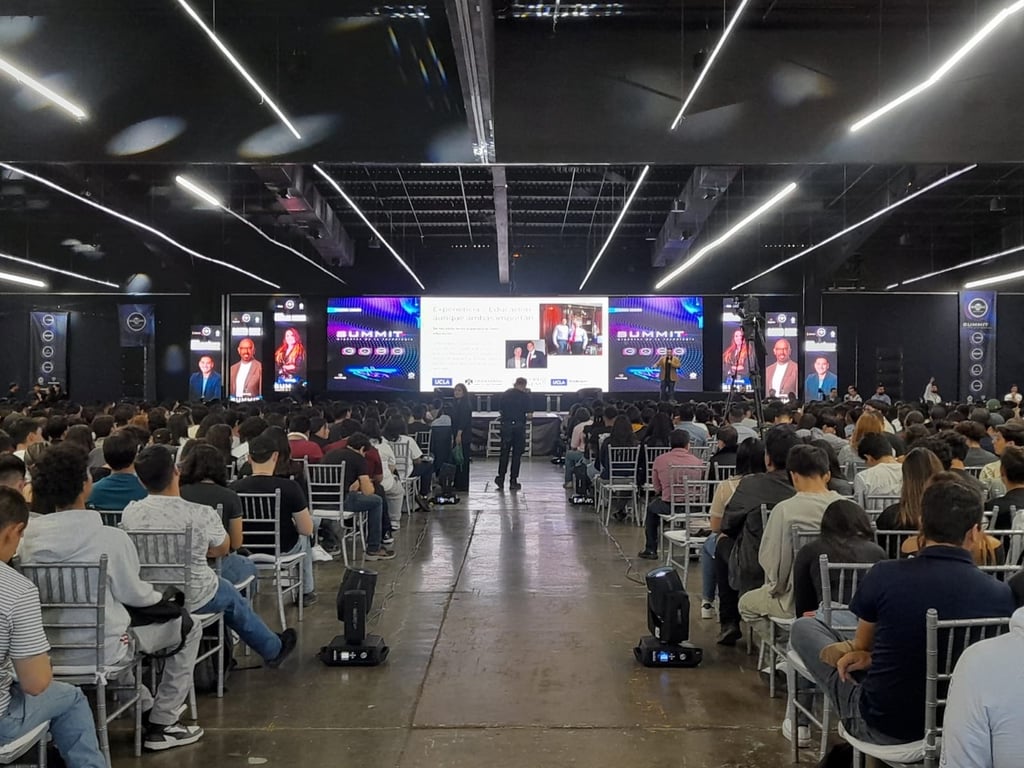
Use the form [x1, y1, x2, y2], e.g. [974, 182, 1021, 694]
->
[0, 0, 1022, 297]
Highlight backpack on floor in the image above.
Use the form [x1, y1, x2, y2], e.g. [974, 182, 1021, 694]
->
[570, 463, 594, 505]
[193, 623, 236, 694]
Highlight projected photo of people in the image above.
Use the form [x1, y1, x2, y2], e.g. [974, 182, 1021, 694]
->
[274, 327, 306, 385]
[540, 303, 603, 356]
[722, 325, 751, 386]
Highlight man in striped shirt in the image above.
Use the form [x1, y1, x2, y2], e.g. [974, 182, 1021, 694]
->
[0, 487, 105, 767]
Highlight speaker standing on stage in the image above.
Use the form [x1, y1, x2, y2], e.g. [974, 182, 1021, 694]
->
[656, 351, 681, 402]
[495, 377, 531, 491]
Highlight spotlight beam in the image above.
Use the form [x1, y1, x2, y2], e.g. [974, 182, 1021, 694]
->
[889, 244, 1024, 289]
[175, 175, 346, 285]
[965, 263, 1024, 289]
[850, 0, 1024, 132]
[0, 55, 87, 120]
[580, 165, 650, 290]
[669, 0, 753, 130]
[0, 251, 117, 288]
[313, 164, 424, 290]
[656, 182, 797, 290]
[175, 0, 301, 139]
[0, 268, 46, 288]
[1, 163, 280, 289]
[732, 165, 977, 291]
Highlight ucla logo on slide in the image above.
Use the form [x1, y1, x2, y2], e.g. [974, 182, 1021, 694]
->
[550, 379, 567, 387]
[432, 378, 452, 386]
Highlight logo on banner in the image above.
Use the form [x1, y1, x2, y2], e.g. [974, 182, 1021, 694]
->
[970, 348, 984, 361]
[432, 378, 452, 387]
[967, 298, 990, 319]
[41, 330, 54, 343]
[41, 346, 53, 358]
[816, 327, 826, 338]
[550, 379, 568, 387]
[42, 314, 54, 327]
[202, 326, 212, 337]
[126, 312, 148, 333]
[41, 362, 53, 374]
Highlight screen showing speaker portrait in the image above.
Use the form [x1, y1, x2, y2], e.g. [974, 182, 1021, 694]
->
[326, 297, 421, 392]
[803, 325, 838, 402]
[272, 297, 308, 394]
[188, 325, 223, 401]
[228, 311, 264, 402]
[721, 299, 753, 392]
[608, 296, 704, 393]
[764, 311, 799, 400]
[420, 296, 608, 393]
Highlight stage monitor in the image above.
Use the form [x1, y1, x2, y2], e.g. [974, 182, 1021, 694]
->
[608, 296, 703, 393]
[228, 311, 264, 402]
[326, 297, 421, 392]
[273, 297, 308, 394]
[721, 299, 753, 393]
[803, 326, 838, 402]
[764, 311, 799, 400]
[187, 325, 223, 401]
[420, 296, 608, 393]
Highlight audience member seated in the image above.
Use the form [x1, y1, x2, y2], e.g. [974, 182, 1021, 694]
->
[674, 403, 707, 447]
[21, 443, 205, 752]
[980, 423, 1024, 498]
[739, 444, 844, 625]
[708, 425, 738, 476]
[637, 429, 705, 560]
[321, 432, 394, 560]
[811, 439, 853, 496]
[8, 417, 42, 463]
[0, 454, 27, 498]
[956, 420, 998, 467]
[853, 433, 903, 506]
[986, 445, 1024, 530]
[286, 414, 323, 465]
[86, 429, 147, 511]
[716, 426, 800, 645]
[789, 474, 1014, 749]
[837, 411, 883, 469]
[123, 446, 297, 662]
[876, 447, 943, 556]
[382, 415, 434, 499]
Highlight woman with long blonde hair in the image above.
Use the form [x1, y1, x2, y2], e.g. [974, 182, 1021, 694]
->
[837, 410, 885, 467]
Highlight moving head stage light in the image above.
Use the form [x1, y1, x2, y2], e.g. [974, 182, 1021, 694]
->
[634, 567, 703, 668]
[318, 567, 389, 666]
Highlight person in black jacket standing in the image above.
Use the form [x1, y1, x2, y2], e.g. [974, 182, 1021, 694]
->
[495, 377, 531, 490]
[452, 383, 474, 492]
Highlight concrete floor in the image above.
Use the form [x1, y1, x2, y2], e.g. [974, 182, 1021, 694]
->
[115, 458, 804, 767]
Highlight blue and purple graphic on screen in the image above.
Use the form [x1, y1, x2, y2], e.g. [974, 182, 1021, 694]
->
[608, 296, 704, 392]
[327, 297, 421, 391]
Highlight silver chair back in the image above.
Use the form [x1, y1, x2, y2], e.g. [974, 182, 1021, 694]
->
[237, 490, 284, 558]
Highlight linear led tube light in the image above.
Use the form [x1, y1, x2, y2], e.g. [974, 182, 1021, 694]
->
[0, 251, 117, 288]
[175, 174, 345, 284]
[965, 266, 1024, 289]
[0, 269, 46, 288]
[850, 0, 1024, 132]
[580, 164, 650, 290]
[732, 164, 977, 290]
[0, 55, 87, 120]
[669, 0, 753, 130]
[656, 181, 797, 290]
[1, 163, 280, 289]
[889, 244, 1024, 289]
[313, 164, 425, 290]
[175, 0, 301, 139]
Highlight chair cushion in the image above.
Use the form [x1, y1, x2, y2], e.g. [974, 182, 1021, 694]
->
[837, 721, 926, 764]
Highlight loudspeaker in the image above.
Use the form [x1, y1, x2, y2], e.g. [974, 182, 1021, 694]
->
[874, 346, 903, 400]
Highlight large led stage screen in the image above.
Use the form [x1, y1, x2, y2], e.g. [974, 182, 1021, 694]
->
[326, 297, 421, 392]
[608, 297, 704, 392]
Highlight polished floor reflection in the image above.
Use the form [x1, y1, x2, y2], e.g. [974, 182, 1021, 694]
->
[114, 458, 798, 767]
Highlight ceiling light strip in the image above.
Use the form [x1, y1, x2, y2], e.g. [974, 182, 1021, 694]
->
[175, 175, 346, 285]
[313, 164, 425, 290]
[0, 268, 46, 288]
[850, 0, 1024, 132]
[0, 163, 280, 289]
[656, 181, 798, 290]
[965, 266, 1024, 288]
[732, 164, 977, 291]
[0, 251, 117, 288]
[890, 244, 1024, 289]
[174, 0, 302, 139]
[0, 55, 87, 120]
[669, 0, 753, 130]
[579, 164, 651, 290]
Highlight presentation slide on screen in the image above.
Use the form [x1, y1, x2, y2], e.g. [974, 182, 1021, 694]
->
[326, 297, 421, 392]
[228, 311, 264, 402]
[764, 311, 799, 399]
[608, 297, 704, 393]
[272, 297, 308, 394]
[187, 325, 223, 401]
[721, 299, 753, 392]
[420, 296, 608, 393]
[803, 325, 838, 401]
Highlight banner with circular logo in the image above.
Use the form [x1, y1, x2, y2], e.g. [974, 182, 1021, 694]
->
[959, 291, 996, 400]
[118, 304, 155, 347]
[29, 311, 68, 388]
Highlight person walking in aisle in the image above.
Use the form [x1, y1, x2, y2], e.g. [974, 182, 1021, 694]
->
[495, 377, 531, 491]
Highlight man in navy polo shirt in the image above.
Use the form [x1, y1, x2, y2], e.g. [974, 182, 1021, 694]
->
[789, 473, 1014, 746]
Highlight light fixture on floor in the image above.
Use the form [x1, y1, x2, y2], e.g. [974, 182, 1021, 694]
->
[634, 567, 703, 667]
[318, 568, 389, 667]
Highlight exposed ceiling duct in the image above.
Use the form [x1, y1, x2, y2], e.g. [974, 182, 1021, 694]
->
[651, 166, 737, 267]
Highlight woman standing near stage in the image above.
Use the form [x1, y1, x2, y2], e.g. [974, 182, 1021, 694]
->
[452, 383, 474, 491]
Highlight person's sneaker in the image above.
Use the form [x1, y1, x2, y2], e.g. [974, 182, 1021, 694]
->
[390, 518, 401, 530]
[301, 592, 319, 607]
[563, 481, 574, 489]
[311, 543, 333, 563]
[701, 601, 715, 620]
[637, 550, 659, 560]
[266, 628, 297, 668]
[509, 480, 522, 491]
[782, 718, 812, 748]
[716, 622, 743, 646]
[381, 533, 395, 546]
[494, 475, 504, 490]
[143, 722, 204, 751]
[365, 548, 396, 561]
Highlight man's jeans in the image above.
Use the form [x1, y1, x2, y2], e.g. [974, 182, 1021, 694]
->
[644, 498, 671, 552]
[660, 379, 675, 401]
[701, 533, 718, 603]
[411, 460, 434, 495]
[197, 576, 282, 661]
[220, 551, 259, 595]
[0, 682, 105, 768]
[564, 450, 584, 483]
[345, 491, 384, 552]
[497, 424, 526, 482]
[286, 536, 315, 596]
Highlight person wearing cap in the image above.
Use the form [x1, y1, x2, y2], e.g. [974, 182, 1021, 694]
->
[980, 423, 1024, 499]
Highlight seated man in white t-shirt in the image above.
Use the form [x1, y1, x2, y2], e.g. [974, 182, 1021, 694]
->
[853, 433, 903, 506]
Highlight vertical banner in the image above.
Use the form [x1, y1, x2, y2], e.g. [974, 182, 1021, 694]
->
[272, 297, 308, 394]
[721, 299, 752, 392]
[764, 311, 799, 399]
[188, 325, 223, 401]
[959, 291, 996, 401]
[803, 326, 838, 401]
[228, 311, 264, 401]
[118, 304, 155, 347]
[29, 311, 69, 389]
